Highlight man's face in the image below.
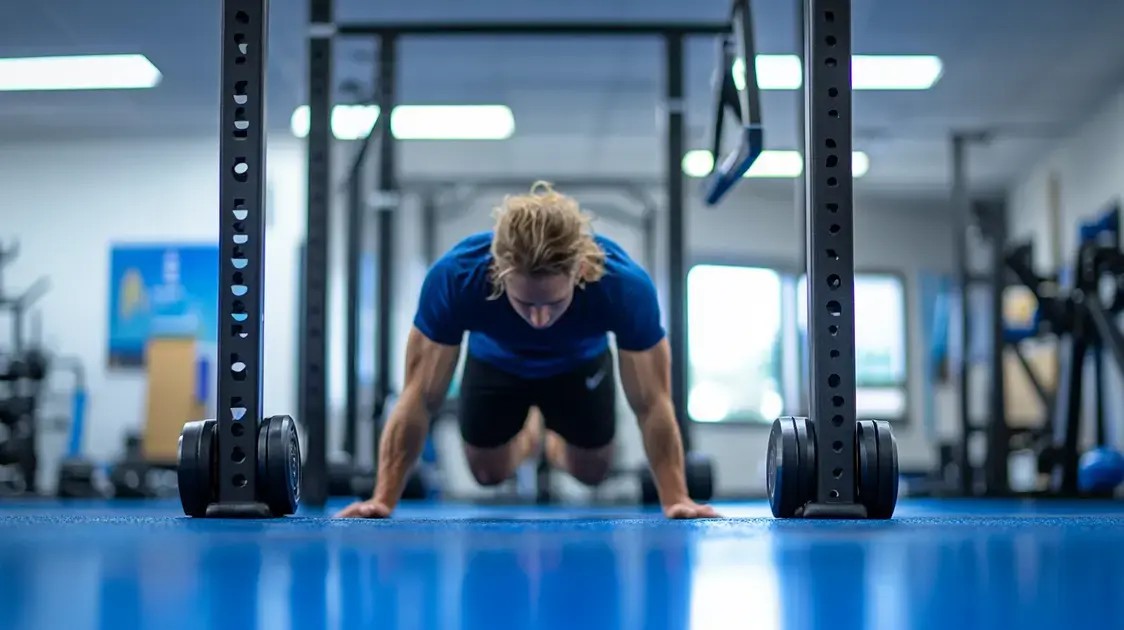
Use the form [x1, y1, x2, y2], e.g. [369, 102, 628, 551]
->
[504, 272, 575, 329]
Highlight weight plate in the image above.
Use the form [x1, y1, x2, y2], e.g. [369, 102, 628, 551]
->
[261, 415, 301, 516]
[855, 420, 880, 516]
[792, 417, 817, 507]
[177, 419, 217, 518]
[685, 454, 715, 502]
[870, 420, 899, 519]
[766, 416, 804, 518]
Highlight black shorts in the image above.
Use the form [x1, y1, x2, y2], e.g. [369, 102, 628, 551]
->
[458, 351, 616, 450]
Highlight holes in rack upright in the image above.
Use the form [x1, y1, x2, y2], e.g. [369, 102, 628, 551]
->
[827, 300, 841, 316]
[826, 35, 837, 47]
[828, 374, 840, 387]
[828, 109, 839, 119]
[231, 299, 248, 323]
[232, 158, 249, 183]
[832, 395, 844, 408]
[827, 203, 839, 213]
[231, 352, 247, 382]
[827, 177, 839, 188]
[826, 249, 839, 261]
[232, 323, 248, 339]
[827, 155, 838, 168]
[234, 81, 248, 105]
[828, 87, 838, 97]
[232, 447, 246, 464]
[233, 474, 248, 488]
[832, 440, 843, 453]
[826, 139, 836, 148]
[832, 414, 843, 427]
[830, 349, 840, 359]
[824, 11, 834, 22]
[829, 224, 841, 235]
[829, 325, 839, 336]
[234, 107, 249, 140]
[827, 274, 841, 289]
[234, 33, 247, 65]
[825, 57, 838, 68]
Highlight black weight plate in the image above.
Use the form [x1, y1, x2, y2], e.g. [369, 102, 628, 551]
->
[766, 417, 804, 518]
[639, 467, 659, 505]
[685, 454, 715, 501]
[869, 420, 899, 519]
[261, 415, 301, 516]
[177, 419, 216, 518]
[792, 417, 817, 506]
[855, 420, 880, 515]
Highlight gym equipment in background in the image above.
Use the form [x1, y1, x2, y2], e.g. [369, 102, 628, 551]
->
[0, 240, 52, 496]
[54, 357, 105, 499]
[750, 0, 899, 519]
[174, 0, 302, 519]
[1002, 205, 1124, 496]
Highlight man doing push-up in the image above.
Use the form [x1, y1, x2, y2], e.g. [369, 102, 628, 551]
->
[337, 182, 719, 520]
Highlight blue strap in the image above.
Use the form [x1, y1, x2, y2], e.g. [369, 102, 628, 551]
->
[704, 124, 765, 206]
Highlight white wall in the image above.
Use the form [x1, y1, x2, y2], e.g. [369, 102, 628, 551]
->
[0, 135, 954, 496]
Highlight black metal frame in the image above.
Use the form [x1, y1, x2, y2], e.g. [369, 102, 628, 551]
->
[302, 12, 735, 507]
[212, 0, 272, 513]
[798, 0, 862, 514]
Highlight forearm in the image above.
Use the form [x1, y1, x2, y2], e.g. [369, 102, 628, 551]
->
[372, 390, 430, 507]
[638, 398, 689, 505]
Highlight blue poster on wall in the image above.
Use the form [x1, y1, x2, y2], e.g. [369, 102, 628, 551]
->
[107, 244, 219, 368]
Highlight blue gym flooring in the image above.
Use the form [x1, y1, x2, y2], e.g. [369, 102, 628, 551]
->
[0, 499, 1122, 630]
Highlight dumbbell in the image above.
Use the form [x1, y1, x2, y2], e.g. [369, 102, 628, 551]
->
[176, 415, 301, 518]
[765, 417, 898, 519]
[639, 452, 715, 505]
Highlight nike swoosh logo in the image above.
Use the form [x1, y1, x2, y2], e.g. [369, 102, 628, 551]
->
[585, 367, 607, 390]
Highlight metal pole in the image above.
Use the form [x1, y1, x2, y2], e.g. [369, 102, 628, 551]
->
[343, 158, 363, 458]
[421, 190, 439, 266]
[664, 31, 692, 453]
[794, 0, 809, 415]
[371, 34, 399, 467]
[805, 0, 858, 507]
[300, 0, 333, 508]
[950, 133, 973, 495]
[215, 0, 270, 507]
[984, 199, 1009, 494]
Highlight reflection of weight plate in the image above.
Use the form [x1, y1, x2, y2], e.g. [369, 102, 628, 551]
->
[259, 415, 301, 516]
[177, 420, 217, 517]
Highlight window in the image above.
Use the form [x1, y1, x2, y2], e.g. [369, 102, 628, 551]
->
[796, 273, 908, 419]
[687, 264, 785, 423]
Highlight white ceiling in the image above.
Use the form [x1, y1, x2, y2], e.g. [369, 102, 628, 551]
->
[3, 0, 1124, 196]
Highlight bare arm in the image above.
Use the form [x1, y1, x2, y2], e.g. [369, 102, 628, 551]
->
[618, 338, 689, 506]
[371, 327, 460, 509]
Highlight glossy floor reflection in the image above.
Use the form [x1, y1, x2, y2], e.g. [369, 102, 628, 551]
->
[1, 499, 1123, 630]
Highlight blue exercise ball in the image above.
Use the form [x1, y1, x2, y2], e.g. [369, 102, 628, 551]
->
[1078, 448, 1124, 492]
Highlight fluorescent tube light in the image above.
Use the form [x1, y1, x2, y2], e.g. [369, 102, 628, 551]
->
[0, 54, 162, 91]
[289, 104, 515, 140]
[732, 54, 943, 91]
[683, 149, 870, 179]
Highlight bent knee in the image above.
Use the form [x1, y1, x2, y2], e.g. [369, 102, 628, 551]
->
[566, 446, 614, 486]
[464, 446, 515, 486]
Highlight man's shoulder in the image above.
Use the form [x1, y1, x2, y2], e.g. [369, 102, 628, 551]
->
[429, 232, 492, 295]
[592, 234, 650, 287]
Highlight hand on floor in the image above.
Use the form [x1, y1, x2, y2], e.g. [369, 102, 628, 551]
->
[334, 500, 393, 519]
[663, 500, 721, 519]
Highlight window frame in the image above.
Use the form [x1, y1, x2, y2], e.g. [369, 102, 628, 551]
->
[793, 268, 912, 423]
[684, 256, 912, 426]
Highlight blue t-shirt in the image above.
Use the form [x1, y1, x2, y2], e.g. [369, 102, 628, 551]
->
[413, 231, 665, 378]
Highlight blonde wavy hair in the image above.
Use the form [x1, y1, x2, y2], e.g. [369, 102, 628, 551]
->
[488, 181, 606, 299]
